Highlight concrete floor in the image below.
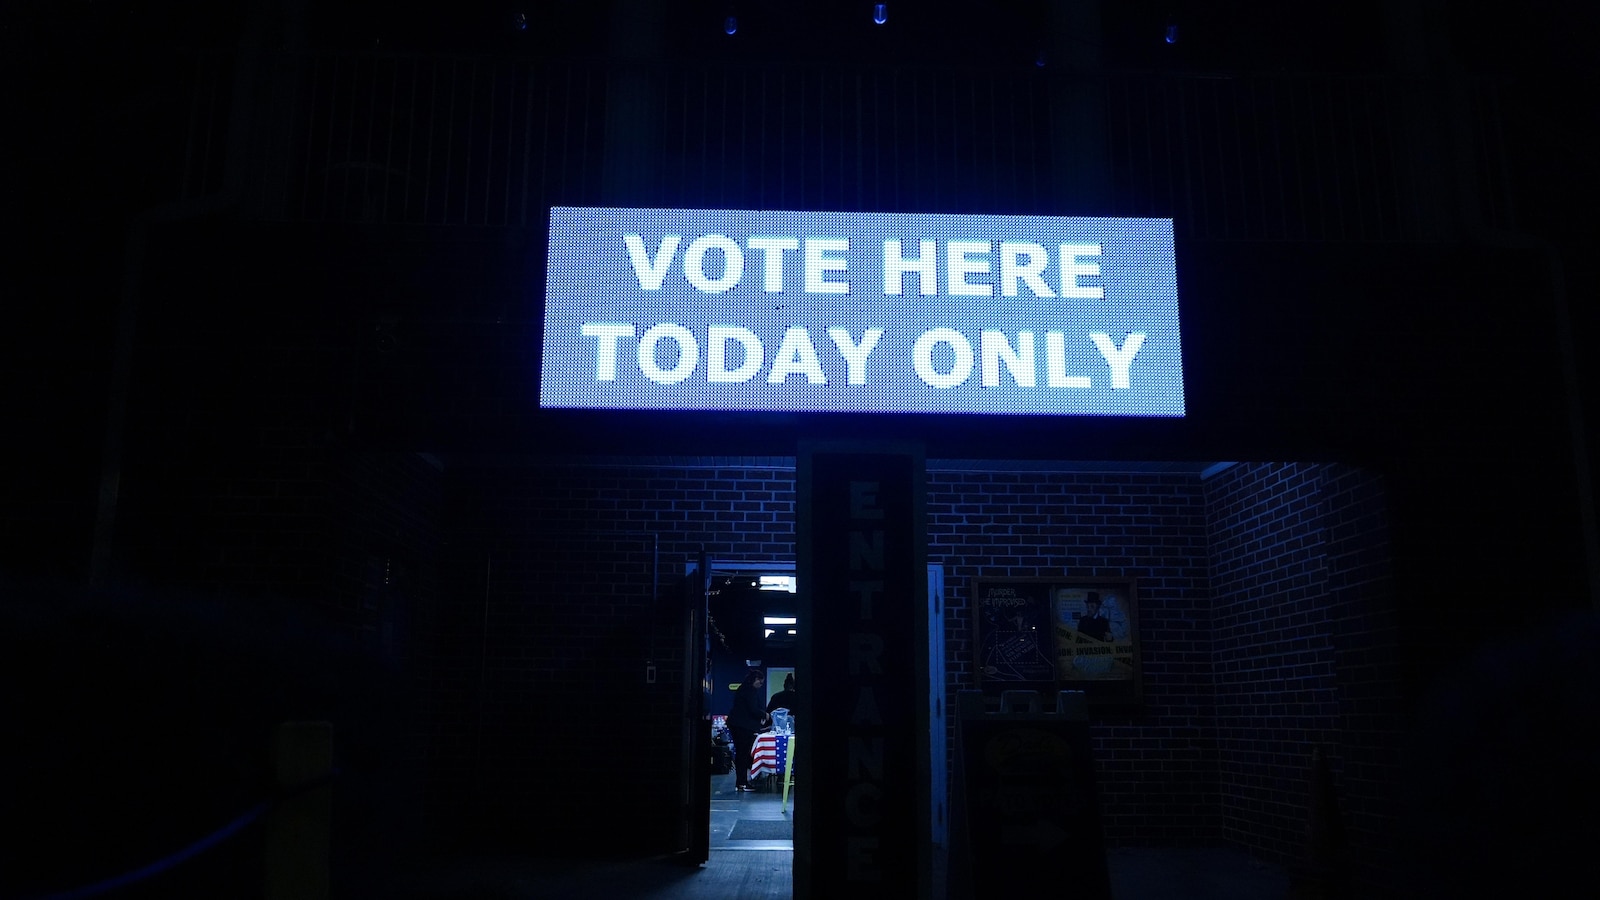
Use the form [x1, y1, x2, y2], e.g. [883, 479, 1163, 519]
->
[355, 845, 1289, 899]
[351, 771, 1291, 899]
[1105, 846, 1290, 899]
[711, 770, 794, 852]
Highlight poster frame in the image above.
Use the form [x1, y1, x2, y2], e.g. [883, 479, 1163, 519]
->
[971, 576, 1143, 707]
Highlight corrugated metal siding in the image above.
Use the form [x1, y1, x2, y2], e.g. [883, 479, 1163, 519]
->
[182, 53, 1515, 240]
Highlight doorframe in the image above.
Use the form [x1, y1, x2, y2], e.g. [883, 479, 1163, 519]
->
[684, 554, 796, 851]
[687, 558, 946, 874]
[678, 551, 712, 864]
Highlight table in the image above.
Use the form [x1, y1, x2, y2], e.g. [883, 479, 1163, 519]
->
[749, 732, 797, 811]
[749, 733, 788, 780]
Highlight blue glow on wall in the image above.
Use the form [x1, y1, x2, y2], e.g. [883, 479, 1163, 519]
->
[539, 207, 1185, 417]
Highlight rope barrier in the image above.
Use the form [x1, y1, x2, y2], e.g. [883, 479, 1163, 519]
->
[24, 770, 339, 900]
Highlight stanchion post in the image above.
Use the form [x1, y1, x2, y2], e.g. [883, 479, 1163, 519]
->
[264, 721, 333, 900]
[781, 734, 796, 813]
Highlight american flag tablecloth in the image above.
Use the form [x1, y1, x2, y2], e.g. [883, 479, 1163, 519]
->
[749, 732, 789, 781]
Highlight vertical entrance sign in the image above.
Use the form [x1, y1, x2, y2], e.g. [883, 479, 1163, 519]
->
[796, 443, 930, 898]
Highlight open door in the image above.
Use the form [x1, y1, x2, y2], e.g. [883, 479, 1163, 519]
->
[678, 550, 712, 864]
[928, 563, 948, 852]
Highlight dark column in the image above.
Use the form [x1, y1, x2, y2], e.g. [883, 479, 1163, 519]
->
[796, 443, 931, 897]
[1042, 1, 1110, 214]
[602, 0, 666, 205]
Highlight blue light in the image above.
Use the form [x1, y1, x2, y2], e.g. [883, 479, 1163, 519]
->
[873, 4, 888, 25]
[1165, 24, 1179, 44]
[515, 12, 528, 31]
[725, 15, 738, 35]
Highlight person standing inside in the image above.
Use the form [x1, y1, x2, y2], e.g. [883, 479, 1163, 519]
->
[765, 673, 797, 724]
[727, 668, 770, 792]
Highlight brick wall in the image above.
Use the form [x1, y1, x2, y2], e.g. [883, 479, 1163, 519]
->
[328, 451, 444, 663]
[427, 460, 1224, 852]
[99, 231, 452, 868]
[95, 440, 1401, 880]
[15, 441, 441, 891]
[1319, 463, 1401, 895]
[421, 456, 1403, 879]
[1202, 461, 1402, 894]
[1204, 463, 1341, 861]
[428, 458, 797, 854]
[326, 450, 445, 859]
[927, 465, 1220, 843]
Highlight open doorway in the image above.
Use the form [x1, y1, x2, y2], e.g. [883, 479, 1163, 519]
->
[695, 560, 947, 868]
[707, 566, 798, 852]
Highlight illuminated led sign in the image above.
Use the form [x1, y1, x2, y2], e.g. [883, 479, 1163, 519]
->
[539, 207, 1184, 416]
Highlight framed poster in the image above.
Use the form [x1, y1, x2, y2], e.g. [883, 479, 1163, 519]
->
[972, 577, 1142, 706]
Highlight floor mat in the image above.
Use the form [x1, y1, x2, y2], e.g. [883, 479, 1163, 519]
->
[728, 819, 793, 841]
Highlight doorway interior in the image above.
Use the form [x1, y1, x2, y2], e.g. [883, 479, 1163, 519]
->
[696, 560, 948, 860]
[707, 565, 798, 852]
